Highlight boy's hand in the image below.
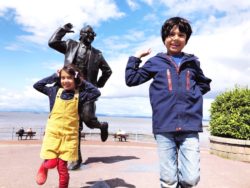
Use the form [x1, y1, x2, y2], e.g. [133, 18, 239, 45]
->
[135, 48, 152, 59]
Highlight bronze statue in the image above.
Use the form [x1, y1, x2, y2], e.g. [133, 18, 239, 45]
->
[49, 23, 112, 170]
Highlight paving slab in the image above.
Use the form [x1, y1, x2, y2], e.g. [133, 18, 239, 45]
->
[0, 140, 250, 188]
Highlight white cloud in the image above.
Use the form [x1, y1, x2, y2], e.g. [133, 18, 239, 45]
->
[4, 43, 31, 52]
[126, 0, 139, 11]
[1, 0, 250, 118]
[0, 85, 214, 119]
[0, 0, 125, 45]
[203, 98, 214, 120]
[96, 97, 152, 117]
[100, 54, 151, 98]
[159, 0, 250, 15]
[99, 0, 250, 116]
[42, 61, 64, 71]
[140, 0, 153, 6]
[185, 20, 250, 95]
[0, 85, 48, 111]
[143, 13, 159, 24]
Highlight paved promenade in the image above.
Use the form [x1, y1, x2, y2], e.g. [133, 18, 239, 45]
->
[0, 139, 250, 188]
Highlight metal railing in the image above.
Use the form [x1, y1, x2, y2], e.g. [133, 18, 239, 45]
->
[0, 127, 45, 140]
[0, 127, 155, 143]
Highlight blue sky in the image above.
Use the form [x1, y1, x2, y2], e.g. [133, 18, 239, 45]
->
[0, 0, 250, 119]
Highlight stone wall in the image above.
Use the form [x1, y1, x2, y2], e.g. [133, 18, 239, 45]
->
[209, 136, 250, 162]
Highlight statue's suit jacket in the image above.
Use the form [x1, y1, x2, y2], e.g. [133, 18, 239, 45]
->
[49, 27, 112, 88]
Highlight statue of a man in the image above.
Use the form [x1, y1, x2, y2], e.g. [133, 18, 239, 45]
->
[48, 23, 112, 170]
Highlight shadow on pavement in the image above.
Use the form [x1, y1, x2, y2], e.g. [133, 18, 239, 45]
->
[81, 177, 136, 188]
[83, 155, 140, 164]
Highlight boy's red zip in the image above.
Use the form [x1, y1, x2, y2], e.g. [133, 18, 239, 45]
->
[166, 69, 172, 91]
[186, 70, 190, 90]
[165, 55, 179, 91]
[165, 55, 191, 91]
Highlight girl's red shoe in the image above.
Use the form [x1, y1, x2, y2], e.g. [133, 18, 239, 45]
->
[36, 163, 48, 185]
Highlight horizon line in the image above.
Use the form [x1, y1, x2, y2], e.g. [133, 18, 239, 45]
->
[0, 110, 210, 121]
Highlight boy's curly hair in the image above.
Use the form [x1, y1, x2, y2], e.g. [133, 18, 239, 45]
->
[161, 17, 192, 44]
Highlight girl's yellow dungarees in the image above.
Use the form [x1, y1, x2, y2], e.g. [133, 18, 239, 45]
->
[41, 88, 79, 161]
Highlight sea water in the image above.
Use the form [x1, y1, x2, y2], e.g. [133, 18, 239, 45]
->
[0, 111, 154, 140]
[0, 111, 210, 147]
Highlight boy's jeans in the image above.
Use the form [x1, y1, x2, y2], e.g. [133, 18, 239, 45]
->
[155, 132, 200, 188]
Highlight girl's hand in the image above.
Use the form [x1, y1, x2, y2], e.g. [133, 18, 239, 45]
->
[57, 69, 61, 76]
[135, 48, 152, 59]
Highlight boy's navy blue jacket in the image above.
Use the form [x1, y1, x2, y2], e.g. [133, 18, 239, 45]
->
[125, 53, 212, 134]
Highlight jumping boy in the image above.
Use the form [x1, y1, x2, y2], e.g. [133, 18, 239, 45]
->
[125, 17, 212, 187]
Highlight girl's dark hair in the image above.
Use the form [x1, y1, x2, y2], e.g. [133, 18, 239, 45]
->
[161, 17, 192, 44]
[59, 64, 83, 88]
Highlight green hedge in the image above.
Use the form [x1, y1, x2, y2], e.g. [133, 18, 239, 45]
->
[209, 86, 250, 140]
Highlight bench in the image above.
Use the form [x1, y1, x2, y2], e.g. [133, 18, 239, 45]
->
[80, 132, 86, 140]
[113, 133, 129, 142]
[16, 131, 36, 140]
